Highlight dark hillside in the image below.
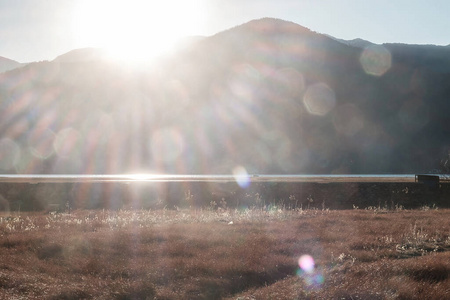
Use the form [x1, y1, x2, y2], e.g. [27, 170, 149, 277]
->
[0, 18, 449, 176]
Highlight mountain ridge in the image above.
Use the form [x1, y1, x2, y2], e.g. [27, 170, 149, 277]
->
[0, 56, 24, 73]
[0, 18, 449, 174]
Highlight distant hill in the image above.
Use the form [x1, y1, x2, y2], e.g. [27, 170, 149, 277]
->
[0, 18, 450, 175]
[53, 48, 107, 63]
[0, 56, 23, 73]
[329, 36, 450, 74]
[383, 43, 450, 74]
[332, 37, 375, 49]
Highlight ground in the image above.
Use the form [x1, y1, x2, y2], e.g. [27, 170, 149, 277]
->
[0, 207, 448, 299]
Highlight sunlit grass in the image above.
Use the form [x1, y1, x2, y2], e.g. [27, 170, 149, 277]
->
[0, 206, 318, 232]
[0, 208, 448, 299]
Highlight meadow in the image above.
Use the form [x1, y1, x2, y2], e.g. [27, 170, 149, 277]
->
[0, 205, 448, 299]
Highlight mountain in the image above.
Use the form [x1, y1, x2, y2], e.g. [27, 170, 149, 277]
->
[330, 36, 450, 74]
[0, 56, 23, 73]
[325, 35, 375, 49]
[383, 43, 450, 74]
[53, 48, 107, 63]
[0, 18, 450, 175]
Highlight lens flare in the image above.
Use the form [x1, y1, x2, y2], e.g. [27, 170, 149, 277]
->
[303, 83, 336, 116]
[298, 254, 315, 273]
[232, 166, 250, 188]
[71, 0, 207, 63]
[360, 45, 392, 76]
[297, 254, 324, 290]
[0, 138, 21, 171]
[14, 149, 44, 173]
[53, 127, 82, 159]
[332, 104, 364, 136]
[28, 128, 55, 159]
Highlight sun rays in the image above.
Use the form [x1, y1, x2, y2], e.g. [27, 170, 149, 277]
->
[71, 0, 207, 63]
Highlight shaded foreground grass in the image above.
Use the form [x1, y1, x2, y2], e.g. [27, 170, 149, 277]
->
[0, 208, 448, 299]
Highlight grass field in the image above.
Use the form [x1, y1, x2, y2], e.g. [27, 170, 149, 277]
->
[0, 207, 448, 299]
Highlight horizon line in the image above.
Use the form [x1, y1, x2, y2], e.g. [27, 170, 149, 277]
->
[0, 174, 443, 183]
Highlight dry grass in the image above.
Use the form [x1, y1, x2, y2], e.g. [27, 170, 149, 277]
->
[0, 208, 448, 299]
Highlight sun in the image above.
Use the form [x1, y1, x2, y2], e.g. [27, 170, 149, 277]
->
[71, 0, 206, 63]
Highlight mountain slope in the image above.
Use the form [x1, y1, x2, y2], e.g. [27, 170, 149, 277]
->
[333, 37, 375, 49]
[384, 43, 450, 74]
[53, 48, 108, 63]
[0, 18, 449, 175]
[0, 56, 23, 73]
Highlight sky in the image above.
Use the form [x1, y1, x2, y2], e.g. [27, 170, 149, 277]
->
[0, 0, 449, 63]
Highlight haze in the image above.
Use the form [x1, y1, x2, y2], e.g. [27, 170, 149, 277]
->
[0, 0, 449, 63]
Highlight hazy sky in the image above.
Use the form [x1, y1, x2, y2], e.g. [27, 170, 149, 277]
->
[1, 0, 449, 62]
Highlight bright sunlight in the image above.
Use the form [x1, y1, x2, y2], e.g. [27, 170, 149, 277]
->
[71, 0, 206, 63]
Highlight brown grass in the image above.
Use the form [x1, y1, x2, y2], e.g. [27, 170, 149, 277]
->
[0, 208, 448, 299]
